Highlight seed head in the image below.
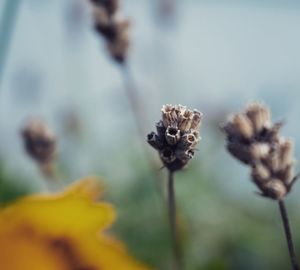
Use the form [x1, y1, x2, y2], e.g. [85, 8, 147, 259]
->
[222, 102, 297, 200]
[147, 104, 203, 172]
[88, 0, 130, 63]
[22, 118, 57, 165]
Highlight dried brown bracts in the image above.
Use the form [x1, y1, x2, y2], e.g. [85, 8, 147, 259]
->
[89, 0, 130, 63]
[22, 118, 56, 165]
[147, 104, 203, 172]
[222, 102, 297, 200]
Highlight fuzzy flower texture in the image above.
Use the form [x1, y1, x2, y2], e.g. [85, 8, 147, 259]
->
[223, 102, 297, 200]
[147, 104, 203, 172]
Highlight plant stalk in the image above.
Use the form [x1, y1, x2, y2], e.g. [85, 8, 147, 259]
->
[0, 0, 21, 89]
[167, 170, 182, 270]
[119, 62, 165, 192]
[120, 62, 146, 139]
[278, 200, 299, 270]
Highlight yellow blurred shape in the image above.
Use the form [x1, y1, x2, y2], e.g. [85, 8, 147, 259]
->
[0, 177, 151, 270]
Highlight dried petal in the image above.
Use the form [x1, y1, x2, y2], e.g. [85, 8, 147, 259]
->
[165, 126, 181, 145]
[246, 102, 271, 133]
[251, 164, 270, 186]
[232, 114, 254, 140]
[223, 102, 296, 200]
[264, 179, 287, 200]
[279, 139, 294, 169]
[249, 143, 270, 161]
[178, 109, 193, 132]
[227, 142, 251, 164]
[190, 110, 203, 130]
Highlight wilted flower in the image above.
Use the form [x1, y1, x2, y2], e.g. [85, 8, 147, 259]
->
[0, 177, 151, 270]
[222, 102, 297, 200]
[22, 118, 56, 163]
[88, 0, 130, 63]
[147, 104, 203, 172]
[21, 118, 57, 177]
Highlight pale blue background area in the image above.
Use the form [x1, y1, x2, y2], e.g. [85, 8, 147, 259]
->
[0, 0, 300, 198]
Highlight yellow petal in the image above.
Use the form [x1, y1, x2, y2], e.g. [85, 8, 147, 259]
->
[63, 176, 104, 201]
[0, 177, 151, 270]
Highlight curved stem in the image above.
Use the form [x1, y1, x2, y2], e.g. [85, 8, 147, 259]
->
[0, 0, 21, 89]
[167, 170, 182, 270]
[278, 200, 299, 270]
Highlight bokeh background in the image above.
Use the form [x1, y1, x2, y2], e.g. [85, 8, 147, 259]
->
[1, 0, 300, 269]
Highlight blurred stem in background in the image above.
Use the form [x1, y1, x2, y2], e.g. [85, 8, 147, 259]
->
[0, 0, 21, 89]
[120, 63, 147, 142]
[119, 62, 165, 197]
[157, 0, 176, 25]
[278, 200, 299, 270]
[88, 0, 165, 202]
[168, 171, 182, 270]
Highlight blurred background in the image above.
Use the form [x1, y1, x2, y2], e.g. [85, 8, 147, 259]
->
[1, 0, 300, 269]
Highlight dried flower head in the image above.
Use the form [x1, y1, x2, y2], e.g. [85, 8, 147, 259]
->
[147, 104, 203, 172]
[22, 118, 57, 166]
[89, 0, 130, 63]
[222, 102, 297, 200]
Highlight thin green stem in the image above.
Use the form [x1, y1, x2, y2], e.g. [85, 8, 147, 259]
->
[0, 0, 21, 89]
[278, 200, 299, 270]
[167, 170, 182, 270]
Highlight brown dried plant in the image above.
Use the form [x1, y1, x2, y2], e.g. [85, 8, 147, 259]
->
[147, 104, 203, 270]
[222, 102, 299, 270]
[148, 104, 202, 172]
[89, 0, 130, 63]
[87, 0, 147, 138]
[22, 118, 57, 179]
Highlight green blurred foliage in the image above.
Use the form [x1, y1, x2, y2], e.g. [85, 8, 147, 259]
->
[1, 129, 299, 270]
[0, 160, 30, 205]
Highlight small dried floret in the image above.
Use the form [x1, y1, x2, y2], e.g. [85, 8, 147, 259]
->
[246, 102, 271, 133]
[22, 118, 56, 164]
[88, 0, 130, 63]
[222, 102, 297, 200]
[90, 0, 119, 15]
[165, 126, 181, 145]
[147, 104, 202, 172]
